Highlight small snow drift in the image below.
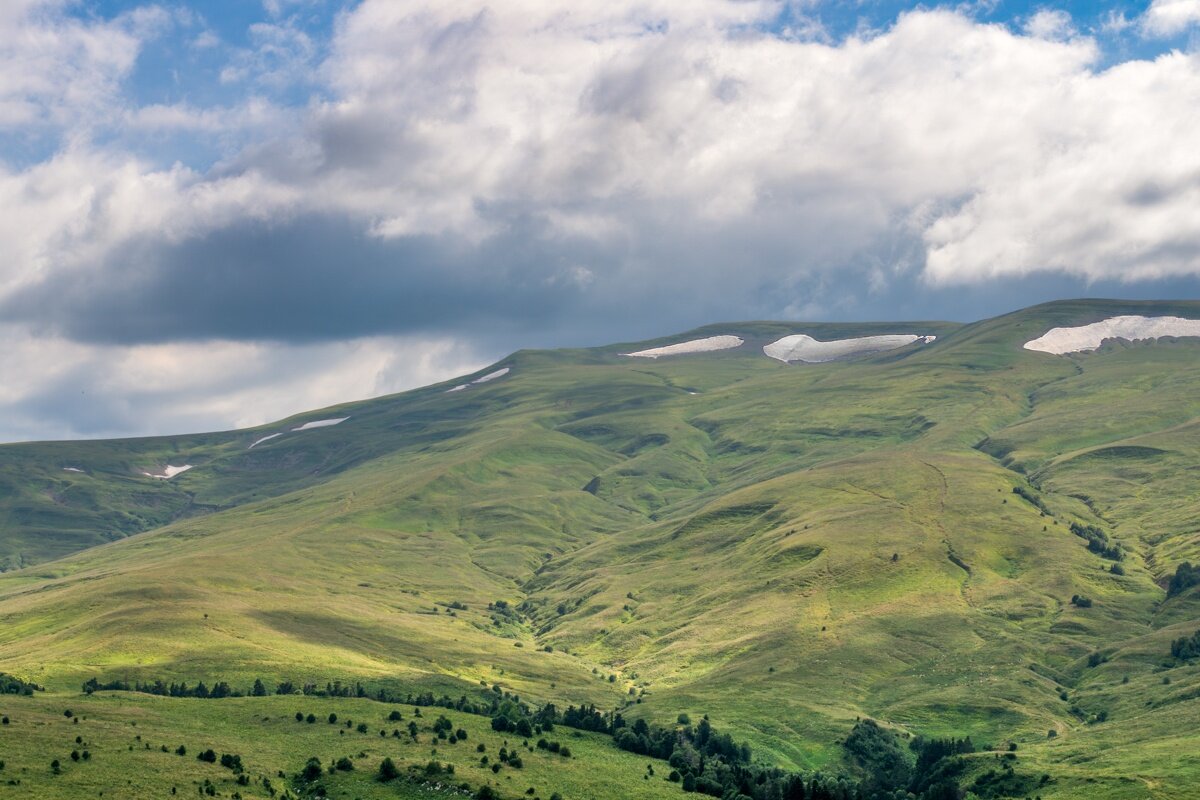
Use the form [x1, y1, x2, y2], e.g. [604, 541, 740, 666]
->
[247, 418, 350, 449]
[63, 467, 84, 473]
[473, 367, 510, 383]
[763, 334, 933, 363]
[1024, 316, 1200, 355]
[142, 465, 193, 479]
[445, 367, 511, 393]
[292, 417, 349, 431]
[248, 433, 283, 449]
[623, 335, 744, 358]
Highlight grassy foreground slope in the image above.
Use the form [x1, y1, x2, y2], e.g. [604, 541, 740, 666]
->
[0, 691, 685, 800]
[2, 301, 1200, 798]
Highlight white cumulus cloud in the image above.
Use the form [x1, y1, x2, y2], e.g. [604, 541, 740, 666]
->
[2, 0, 1200, 439]
[1142, 0, 1200, 37]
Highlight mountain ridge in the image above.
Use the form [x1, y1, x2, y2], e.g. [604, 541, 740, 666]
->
[3, 298, 1200, 797]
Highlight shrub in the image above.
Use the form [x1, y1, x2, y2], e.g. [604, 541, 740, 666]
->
[1168, 562, 1200, 597]
[1170, 630, 1200, 660]
[300, 757, 323, 782]
[1069, 522, 1123, 561]
[378, 757, 399, 781]
[335, 756, 354, 772]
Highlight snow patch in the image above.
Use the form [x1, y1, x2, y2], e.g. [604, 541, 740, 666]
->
[1024, 316, 1200, 355]
[292, 417, 349, 431]
[623, 335, 744, 358]
[763, 334, 932, 363]
[445, 366, 511, 393]
[143, 465, 193, 479]
[63, 467, 84, 473]
[473, 367, 510, 383]
[248, 433, 283, 449]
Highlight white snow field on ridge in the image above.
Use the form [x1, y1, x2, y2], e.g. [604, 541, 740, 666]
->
[248, 433, 283, 449]
[1024, 316, 1200, 355]
[142, 465, 193, 479]
[247, 418, 350, 449]
[292, 417, 349, 431]
[763, 334, 934, 363]
[623, 335, 744, 358]
[445, 367, 511, 393]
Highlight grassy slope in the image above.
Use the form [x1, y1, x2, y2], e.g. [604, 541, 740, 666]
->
[0, 692, 683, 800]
[2, 301, 1200, 797]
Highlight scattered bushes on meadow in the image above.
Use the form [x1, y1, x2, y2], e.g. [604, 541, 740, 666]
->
[378, 757, 399, 781]
[1012, 486, 1051, 515]
[0, 674, 42, 695]
[1167, 562, 1200, 597]
[1069, 522, 1123, 561]
[72, 671, 1028, 800]
[1170, 629, 1200, 660]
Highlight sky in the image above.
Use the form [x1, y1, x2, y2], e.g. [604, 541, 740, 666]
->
[1, 0, 1199, 442]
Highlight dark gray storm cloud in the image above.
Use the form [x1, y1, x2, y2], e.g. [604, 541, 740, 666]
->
[2, 214, 594, 344]
[7, 206, 1199, 356]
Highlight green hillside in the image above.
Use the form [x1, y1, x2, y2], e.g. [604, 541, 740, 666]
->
[3, 299, 1200, 799]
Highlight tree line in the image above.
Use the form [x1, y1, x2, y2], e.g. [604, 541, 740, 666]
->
[79, 673, 1039, 800]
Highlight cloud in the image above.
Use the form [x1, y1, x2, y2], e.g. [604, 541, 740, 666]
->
[3, 0, 1200, 439]
[1142, 0, 1200, 37]
[0, 323, 489, 441]
[7, 3, 1200, 306]
[1024, 9, 1075, 40]
[0, 1, 152, 131]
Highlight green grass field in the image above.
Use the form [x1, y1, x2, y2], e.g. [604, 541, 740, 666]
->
[3, 299, 1200, 798]
[0, 692, 687, 800]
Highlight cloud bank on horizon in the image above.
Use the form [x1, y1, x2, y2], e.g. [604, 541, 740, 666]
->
[0, 0, 1199, 441]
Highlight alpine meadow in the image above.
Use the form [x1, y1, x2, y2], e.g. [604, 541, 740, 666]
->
[4, 298, 1200, 799]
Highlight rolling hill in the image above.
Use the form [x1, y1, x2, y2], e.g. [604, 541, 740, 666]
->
[2, 299, 1200, 799]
